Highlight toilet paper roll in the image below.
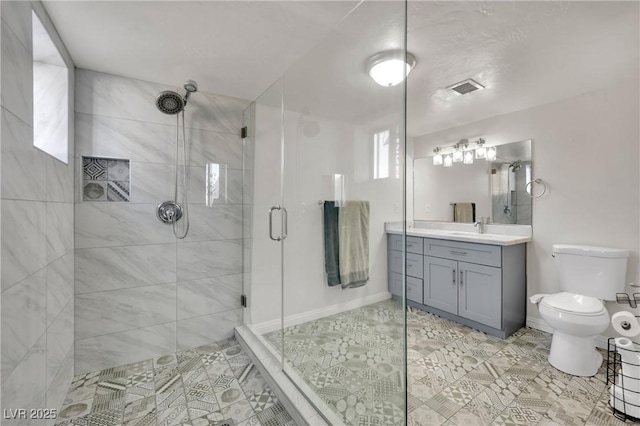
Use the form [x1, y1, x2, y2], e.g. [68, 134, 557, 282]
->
[612, 311, 640, 338]
[615, 338, 640, 393]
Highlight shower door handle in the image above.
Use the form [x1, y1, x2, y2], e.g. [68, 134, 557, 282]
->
[282, 207, 288, 240]
[269, 205, 282, 241]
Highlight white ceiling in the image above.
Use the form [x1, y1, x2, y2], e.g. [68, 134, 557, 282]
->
[43, 1, 639, 137]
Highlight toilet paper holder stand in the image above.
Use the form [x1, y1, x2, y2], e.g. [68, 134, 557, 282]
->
[616, 292, 640, 309]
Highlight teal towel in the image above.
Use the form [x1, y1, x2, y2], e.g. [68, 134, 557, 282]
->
[323, 201, 341, 286]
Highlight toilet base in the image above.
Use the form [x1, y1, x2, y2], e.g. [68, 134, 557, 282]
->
[549, 331, 602, 376]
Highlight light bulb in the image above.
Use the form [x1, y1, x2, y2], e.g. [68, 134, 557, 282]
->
[486, 146, 497, 161]
[475, 145, 486, 159]
[452, 149, 463, 163]
[443, 154, 453, 167]
[433, 153, 443, 166]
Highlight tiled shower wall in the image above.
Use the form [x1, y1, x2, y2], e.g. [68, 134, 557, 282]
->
[1, 1, 75, 421]
[74, 69, 251, 374]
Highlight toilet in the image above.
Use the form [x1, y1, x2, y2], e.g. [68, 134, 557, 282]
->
[531, 244, 628, 377]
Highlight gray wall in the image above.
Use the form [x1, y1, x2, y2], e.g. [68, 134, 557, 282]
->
[1, 1, 75, 421]
[74, 69, 250, 374]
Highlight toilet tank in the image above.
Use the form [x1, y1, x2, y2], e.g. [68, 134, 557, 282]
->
[554, 244, 628, 300]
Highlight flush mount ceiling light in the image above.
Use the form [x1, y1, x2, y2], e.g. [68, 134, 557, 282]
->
[367, 50, 416, 87]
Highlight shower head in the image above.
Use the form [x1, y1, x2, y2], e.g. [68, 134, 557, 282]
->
[184, 80, 198, 93]
[156, 91, 185, 115]
[183, 80, 198, 104]
[155, 79, 199, 115]
[509, 160, 523, 171]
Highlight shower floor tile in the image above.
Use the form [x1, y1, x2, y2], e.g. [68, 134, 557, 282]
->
[56, 336, 294, 426]
[264, 299, 627, 426]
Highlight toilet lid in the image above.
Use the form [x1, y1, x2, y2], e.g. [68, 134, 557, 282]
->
[542, 292, 606, 315]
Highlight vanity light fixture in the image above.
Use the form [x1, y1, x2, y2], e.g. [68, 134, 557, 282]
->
[486, 146, 497, 161]
[452, 142, 464, 163]
[367, 50, 417, 87]
[475, 138, 487, 159]
[431, 137, 494, 167]
[432, 148, 443, 165]
[463, 150, 474, 164]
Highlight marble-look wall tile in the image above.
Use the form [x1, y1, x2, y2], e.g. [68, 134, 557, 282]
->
[46, 344, 73, 419]
[1, 334, 46, 425]
[185, 129, 243, 168]
[75, 283, 176, 339]
[0, 0, 32, 50]
[75, 244, 176, 294]
[1, 107, 47, 201]
[1, 20, 33, 124]
[46, 202, 74, 263]
[180, 204, 243, 243]
[1, 269, 47, 380]
[46, 252, 73, 326]
[185, 92, 250, 135]
[1, 200, 47, 291]
[46, 153, 75, 203]
[75, 322, 176, 374]
[46, 299, 73, 389]
[74, 112, 175, 164]
[185, 166, 244, 205]
[75, 203, 175, 248]
[177, 274, 242, 320]
[176, 309, 242, 351]
[75, 69, 174, 126]
[177, 239, 243, 281]
[128, 161, 175, 203]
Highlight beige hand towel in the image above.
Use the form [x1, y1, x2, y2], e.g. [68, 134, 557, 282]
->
[454, 202, 475, 223]
[338, 201, 369, 289]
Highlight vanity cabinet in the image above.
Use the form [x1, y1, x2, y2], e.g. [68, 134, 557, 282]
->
[388, 234, 526, 338]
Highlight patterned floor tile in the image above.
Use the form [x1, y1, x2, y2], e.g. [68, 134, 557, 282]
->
[255, 402, 293, 426]
[186, 381, 221, 419]
[55, 414, 92, 426]
[123, 395, 155, 422]
[91, 390, 126, 414]
[58, 400, 93, 422]
[408, 404, 447, 426]
[220, 398, 255, 423]
[246, 388, 278, 413]
[89, 408, 123, 426]
[493, 403, 543, 425]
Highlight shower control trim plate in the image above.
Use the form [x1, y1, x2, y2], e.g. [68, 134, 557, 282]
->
[157, 201, 184, 224]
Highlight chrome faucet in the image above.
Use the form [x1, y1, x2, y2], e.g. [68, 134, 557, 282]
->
[474, 221, 484, 234]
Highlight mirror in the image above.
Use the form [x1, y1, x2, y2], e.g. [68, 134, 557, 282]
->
[414, 139, 532, 225]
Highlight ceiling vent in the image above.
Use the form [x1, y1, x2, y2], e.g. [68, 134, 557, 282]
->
[448, 79, 485, 95]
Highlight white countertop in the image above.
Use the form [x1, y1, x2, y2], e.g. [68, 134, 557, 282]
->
[385, 222, 532, 246]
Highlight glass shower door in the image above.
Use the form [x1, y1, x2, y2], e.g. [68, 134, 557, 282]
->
[280, 1, 408, 424]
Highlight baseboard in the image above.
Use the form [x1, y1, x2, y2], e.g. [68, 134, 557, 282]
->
[251, 291, 392, 335]
[526, 316, 608, 349]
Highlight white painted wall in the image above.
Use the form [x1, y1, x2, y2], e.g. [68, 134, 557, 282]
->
[413, 77, 640, 326]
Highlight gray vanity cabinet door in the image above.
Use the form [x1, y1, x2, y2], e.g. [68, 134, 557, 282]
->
[458, 261, 502, 329]
[423, 256, 458, 315]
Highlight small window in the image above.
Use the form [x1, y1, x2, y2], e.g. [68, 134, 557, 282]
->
[32, 10, 69, 163]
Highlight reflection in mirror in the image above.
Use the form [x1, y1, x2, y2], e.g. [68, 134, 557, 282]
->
[414, 139, 532, 225]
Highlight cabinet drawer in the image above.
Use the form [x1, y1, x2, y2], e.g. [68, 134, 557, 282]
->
[388, 273, 422, 303]
[423, 238, 501, 267]
[407, 276, 423, 303]
[389, 251, 423, 278]
[389, 272, 402, 296]
[388, 234, 423, 254]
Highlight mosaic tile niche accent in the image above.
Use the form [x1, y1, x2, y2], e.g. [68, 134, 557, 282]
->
[83, 157, 131, 202]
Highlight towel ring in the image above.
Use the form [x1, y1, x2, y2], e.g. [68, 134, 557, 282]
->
[525, 179, 547, 198]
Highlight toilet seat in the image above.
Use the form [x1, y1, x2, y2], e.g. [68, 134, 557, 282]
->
[541, 292, 606, 316]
